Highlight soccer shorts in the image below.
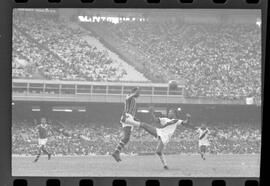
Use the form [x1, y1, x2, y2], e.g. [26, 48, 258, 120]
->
[199, 139, 210, 147]
[156, 128, 173, 145]
[38, 138, 48, 146]
[120, 113, 140, 130]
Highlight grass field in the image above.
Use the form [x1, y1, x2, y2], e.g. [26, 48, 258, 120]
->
[12, 154, 260, 177]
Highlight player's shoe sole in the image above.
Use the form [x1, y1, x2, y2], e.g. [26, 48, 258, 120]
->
[112, 152, 121, 162]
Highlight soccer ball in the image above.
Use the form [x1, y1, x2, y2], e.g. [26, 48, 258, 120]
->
[168, 80, 178, 89]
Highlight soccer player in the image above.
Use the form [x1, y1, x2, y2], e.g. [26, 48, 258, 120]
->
[112, 87, 140, 162]
[125, 107, 195, 169]
[197, 124, 210, 160]
[33, 117, 53, 163]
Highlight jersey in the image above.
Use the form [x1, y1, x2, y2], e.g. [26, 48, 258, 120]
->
[159, 117, 183, 135]
[156, 117, 183, 144]
[198, 128, 210, 146]
[123, 94, 136, 117]
[36, 124, 49, 139]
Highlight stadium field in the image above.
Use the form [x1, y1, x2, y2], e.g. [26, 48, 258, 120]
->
[12, 154, 260, 177]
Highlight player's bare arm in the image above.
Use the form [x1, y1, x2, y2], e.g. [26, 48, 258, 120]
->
[182, 114, 196, 130]
[160, 119, 179, 128]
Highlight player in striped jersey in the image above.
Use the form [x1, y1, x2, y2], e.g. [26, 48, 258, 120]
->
[112, 87, 141, 162]
[197, 124, 210, 160]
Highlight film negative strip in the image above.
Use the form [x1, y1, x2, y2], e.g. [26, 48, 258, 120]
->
[0, 0, 267, 186]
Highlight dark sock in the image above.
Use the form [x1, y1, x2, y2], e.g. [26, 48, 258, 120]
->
[114, 140, 126, 153]
[42, 147, 50, 155]
[34, 151, 41, 161]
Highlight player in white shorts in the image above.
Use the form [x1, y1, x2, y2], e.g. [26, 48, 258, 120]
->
[197, 124, 210, 160]
[112, 87, 140, 162]
[125, 107, 196, 169]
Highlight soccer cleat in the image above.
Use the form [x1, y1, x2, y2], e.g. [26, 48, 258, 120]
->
[33, 157, 39, 163]
[112, 151, 121, 162]
[163, 165, 169, 170]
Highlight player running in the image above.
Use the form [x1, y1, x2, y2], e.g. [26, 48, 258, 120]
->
[112, 87, 140, 162]
[33, 117, 53, 163]
[123, 107, 195, 169]
[197, 124, 210, 160]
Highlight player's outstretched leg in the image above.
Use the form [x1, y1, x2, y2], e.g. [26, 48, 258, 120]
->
[123, 114, 141, 127]
[112, 126, 131, 162]
[33, 147, 42, 163]
[156, 139, 168, 169]
[139, 122, 158, 137]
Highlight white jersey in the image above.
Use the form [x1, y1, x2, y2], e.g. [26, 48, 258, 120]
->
[156, 117, 183, 145]
[198, 128, 210, 146]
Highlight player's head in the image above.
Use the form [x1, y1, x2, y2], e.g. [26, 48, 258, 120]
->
[41, 117, 46, 125]
[168, 108, 177, 119]
[131, 87, 140, 98]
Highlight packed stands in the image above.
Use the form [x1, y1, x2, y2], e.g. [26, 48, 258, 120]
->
[91, 21, 261, 99]
[13, 12, 138, 82]
[12, 10, 261, 100]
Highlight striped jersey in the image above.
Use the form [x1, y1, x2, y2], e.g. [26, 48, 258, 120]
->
[123, 94, 137, 116]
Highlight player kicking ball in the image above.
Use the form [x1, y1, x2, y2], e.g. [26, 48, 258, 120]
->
[112, 87, 140, 162]
[123, 107, 195, 169]
[33, 117, 53, 163]
[197, 124, 210, 160]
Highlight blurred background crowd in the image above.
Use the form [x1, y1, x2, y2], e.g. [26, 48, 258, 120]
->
[12, 120, 261, 156]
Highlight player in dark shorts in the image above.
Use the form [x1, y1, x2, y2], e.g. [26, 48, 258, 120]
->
[112, 87, 140, 162]
[33, 117, 53, 162]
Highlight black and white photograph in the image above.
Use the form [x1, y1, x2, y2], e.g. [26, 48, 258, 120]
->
[12, 8, 262, 177]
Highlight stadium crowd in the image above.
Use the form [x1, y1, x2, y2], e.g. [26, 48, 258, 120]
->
[12, 120, 261, 156]
[12, 11, 261, 100]
[106, 21, 261, 99]
[13, 12, 128, 81]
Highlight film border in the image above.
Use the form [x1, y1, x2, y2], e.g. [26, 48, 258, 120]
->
[0, 0, 267, 185]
